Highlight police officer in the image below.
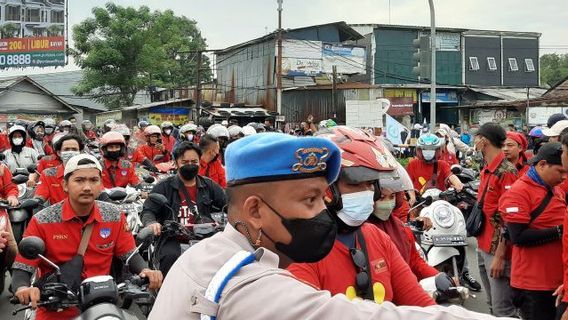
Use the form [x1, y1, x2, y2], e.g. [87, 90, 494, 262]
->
[150, 132, 510, 320]
[12, 154, 162, 320]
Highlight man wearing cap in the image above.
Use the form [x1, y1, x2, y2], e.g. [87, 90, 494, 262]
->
[503, 131, 530, 176]
[150, 132, 512, 320]
[543, 120, 568, 143]
[473, 123, 518, 317]
[12, 154, 162, 320]
[500, 142, 566, 320]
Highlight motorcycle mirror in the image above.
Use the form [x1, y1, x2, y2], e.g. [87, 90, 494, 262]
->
[0, 153, 4, 161]
[27, 164, 38, 173]
[144, 176, 155, 184]
[108, 190, 128, 201]
[148, 193, 168, 208]
[424, 196, 433, 206]
[153, 155, 164, 162]
[450, 165, 463, 175]
[18, 236, 46, 260]
[11, 175, 29, 185]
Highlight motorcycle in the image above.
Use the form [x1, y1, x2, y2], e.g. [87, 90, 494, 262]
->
[101, 187, 146, 235]
[136, 194, 225, 271]
[11, 236, 155, 319]
[0, 198, 42, 244]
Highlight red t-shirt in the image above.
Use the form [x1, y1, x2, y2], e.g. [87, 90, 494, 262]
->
[406, 159, 452, 192]
[437, 150, 458, 166]
[13, 199, 136, 319]
[127, 147, 145, 164]
[392, 192, 410, 222]
[0, 133, 9, 152]
[161, 133, 176, 154]
[500, 175, 564, 291]
[287, 223, 435, 306]
[101, 159, 140, 189]
[0, 165, 18, 199]
[178, 185, 197, 226]
[477, 152, 518, 255]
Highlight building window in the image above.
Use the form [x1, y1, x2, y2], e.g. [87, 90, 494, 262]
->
[469, 57, 480, 71]
[6, 6, 21, 21]
[26, 8, 41, 22]
[508, 58, 519, 71]
[51, 10, 64, 23]
[525, 58, 535, 72]
[487, 57, 497, 71]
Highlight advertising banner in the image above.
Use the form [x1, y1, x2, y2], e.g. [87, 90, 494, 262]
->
[322, 43, 366, 74]
[0, 0, 66, 69]
[280, 39, 323, 76]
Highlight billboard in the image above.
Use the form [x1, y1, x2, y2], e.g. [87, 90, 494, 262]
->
[0, 0, 66, 69]
[281, 39, 323, 76]
[322, 43, 366, 74]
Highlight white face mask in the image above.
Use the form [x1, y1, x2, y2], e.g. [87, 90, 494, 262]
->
[12, 138, 24, 146]
[336, 190, 375, 227]
[60, 151, 81, 164]
[373, 199, 397, 221]
[422, 149, 436, 161]
[164, 129, 172, 135]
[186, 134, 194, 141]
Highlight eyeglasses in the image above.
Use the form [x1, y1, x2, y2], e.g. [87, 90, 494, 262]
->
[349, 247, 370, 296]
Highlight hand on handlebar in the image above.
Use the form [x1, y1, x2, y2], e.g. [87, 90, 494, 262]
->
[139, 268, 163, 290]
[148, 222, 162, 236]
[15, 286, 40, 309]
[7, 196, 18, 207]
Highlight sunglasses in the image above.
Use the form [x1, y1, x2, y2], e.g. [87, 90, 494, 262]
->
[349, 247, 370, 296]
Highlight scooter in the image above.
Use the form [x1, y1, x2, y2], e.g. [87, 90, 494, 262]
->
[101, 186, 147, 235]
[11, 236, 155, 319]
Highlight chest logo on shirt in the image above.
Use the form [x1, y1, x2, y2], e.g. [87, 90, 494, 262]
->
[53, 234, 68, 240]
[372, 258, 388, 274]
[99, 228, 111, 239]
[121, 170, 127, 176]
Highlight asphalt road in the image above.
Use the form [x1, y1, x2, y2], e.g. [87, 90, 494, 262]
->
[0, 237, 492, 319]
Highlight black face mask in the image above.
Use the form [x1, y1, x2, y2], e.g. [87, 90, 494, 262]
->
[259, 198, 337, 263]
[105, 150, 122, 161]
[179, 164, 199, 181]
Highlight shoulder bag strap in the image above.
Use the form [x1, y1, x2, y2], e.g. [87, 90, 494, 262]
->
[355, 228, 374, 301]
[430, 160, 438, 187]
[528, 190, 554, 224]
[77, 223, 94, 256]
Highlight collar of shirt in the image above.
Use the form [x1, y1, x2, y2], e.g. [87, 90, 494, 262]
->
[61, 198, 103, 224]
[103, 159, 118, 169]
[223, 223, 278, 267]
[527, 166, 548, 188]
[56, 164, 65, 179]
[484, 151, 506, 174]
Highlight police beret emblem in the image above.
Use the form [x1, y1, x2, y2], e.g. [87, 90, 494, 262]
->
[292, 147, 329, 173]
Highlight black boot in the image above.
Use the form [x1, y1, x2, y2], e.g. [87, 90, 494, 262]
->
[460, 271, 482, 292]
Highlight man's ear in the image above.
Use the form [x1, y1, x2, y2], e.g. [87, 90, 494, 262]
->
[242, 195, 263, 230]
[62, 179, 69, 194]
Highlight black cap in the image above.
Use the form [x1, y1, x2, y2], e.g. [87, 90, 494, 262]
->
[547, 113, 568, 129]
[529, 142, 563, 166]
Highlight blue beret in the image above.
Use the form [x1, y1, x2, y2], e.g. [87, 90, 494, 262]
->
[225, 133, 341, 186]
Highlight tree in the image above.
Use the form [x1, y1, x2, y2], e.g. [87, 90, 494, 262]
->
[71, 3, 211, 109]
[540, 53, 568, 87]
[47, 25, 64, 37]
[0, 23, 19, 38]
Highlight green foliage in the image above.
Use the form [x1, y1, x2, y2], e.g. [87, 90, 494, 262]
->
[540, 53, 568, 87]
[71, 3, 211, 109]
[397, 157, 411, 168]
[0, 23, 19, 38]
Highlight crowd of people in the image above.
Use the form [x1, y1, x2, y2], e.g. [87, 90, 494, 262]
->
[0, 113, 568, 320]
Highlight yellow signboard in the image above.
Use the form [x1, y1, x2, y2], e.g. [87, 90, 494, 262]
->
[149, 113, 188, 126]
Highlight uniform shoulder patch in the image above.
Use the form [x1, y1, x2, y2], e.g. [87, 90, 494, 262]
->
[496, 160, 517, 177]
[95, 201, 121, 222]
[120, 160, 132, 168]
[44, 167, 58, 177]
[34, 202, 64, 224]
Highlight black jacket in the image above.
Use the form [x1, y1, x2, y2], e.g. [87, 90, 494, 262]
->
[141, 175, 226, 226]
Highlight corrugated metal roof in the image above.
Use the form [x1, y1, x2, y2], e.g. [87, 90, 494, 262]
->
[123, 97, 194, 111]
[468, 87, 546, 101]
[349, 23, 541, 37]
[545, 76, 568, 97]
[0, 77, 23, 90]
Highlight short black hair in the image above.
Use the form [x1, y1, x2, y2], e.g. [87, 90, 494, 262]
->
[54, 134, 85, 152]
[64, 158, 100, 181]
[199, 134, 218, 151]
[561, 131, 568, 147]
[173, 141, 202, 160]
[476, 123, 507, 148]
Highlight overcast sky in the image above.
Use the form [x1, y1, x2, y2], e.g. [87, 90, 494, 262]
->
[3, 0, 567, 76]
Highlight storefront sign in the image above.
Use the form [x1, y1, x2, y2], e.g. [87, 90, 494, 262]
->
[149, 113, 188, 126]
[421, 90, 458, 103]
[386, 97, 414, 116]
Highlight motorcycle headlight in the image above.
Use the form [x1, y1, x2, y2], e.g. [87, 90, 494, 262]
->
[433, 204, 455, 229]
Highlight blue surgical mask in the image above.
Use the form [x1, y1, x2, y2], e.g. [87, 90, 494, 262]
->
[336, 190, 375, 227]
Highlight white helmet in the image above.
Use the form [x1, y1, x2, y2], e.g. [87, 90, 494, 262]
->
[180, 123, 198, 135]
[207, 124, 229, 139]
[112, 124, 131, 137]
[228, 125, 243, 137]
[160, 121, 174, 129]
[241, 125, 257, 136]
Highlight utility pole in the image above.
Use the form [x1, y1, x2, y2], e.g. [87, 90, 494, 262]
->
[195, 51, 202, 121]
[332, 65, 337, 111]
[276, 0, 283, 115]
[428, 0, 436, 132]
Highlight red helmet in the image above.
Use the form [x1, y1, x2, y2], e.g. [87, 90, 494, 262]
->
[317, 126, 396, 183]
[100, 131, 126, 148]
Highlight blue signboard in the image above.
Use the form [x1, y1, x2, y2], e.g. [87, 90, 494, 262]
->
[148, 107, 189, 115]
[421, 90, 458, 104]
